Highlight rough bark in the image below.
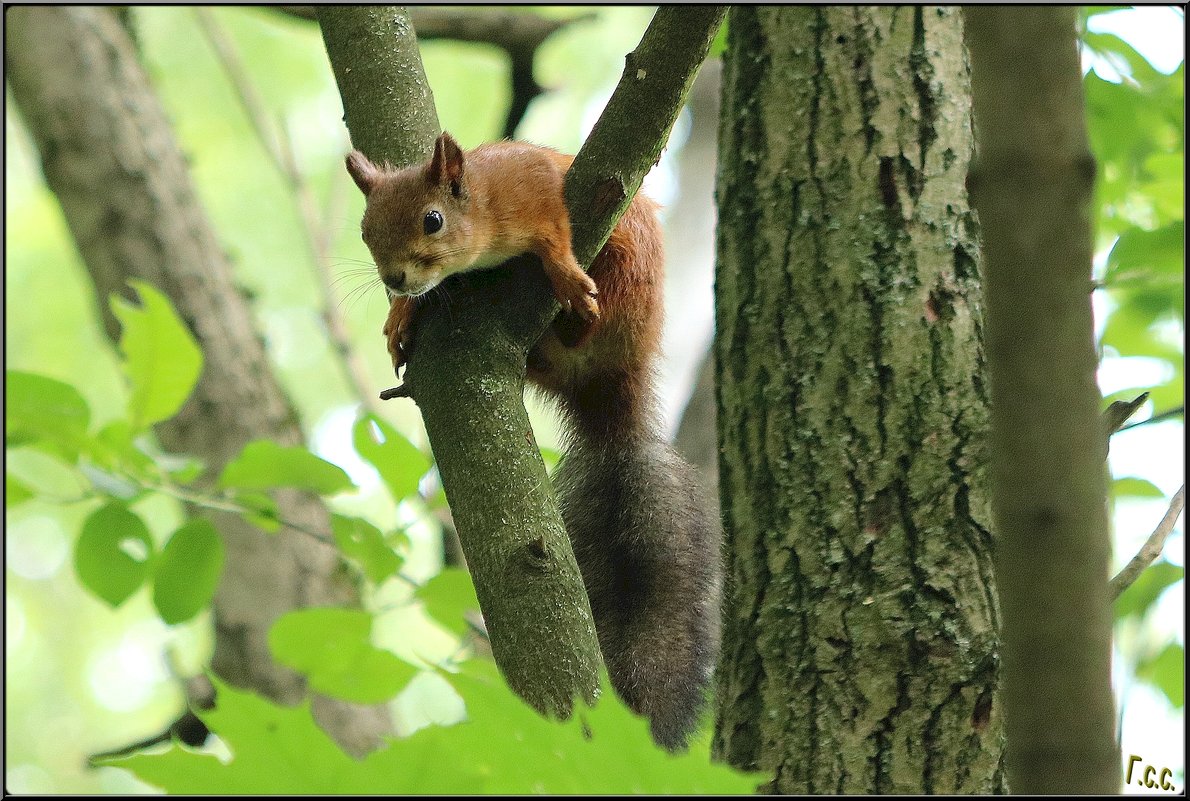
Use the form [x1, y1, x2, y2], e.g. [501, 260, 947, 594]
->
[316, 5, 440, 166]
[5, 6, 389, 757]
[317, 5, 725, 719]
[712, 7, 1003, 792]
[966, 8, 1119, 794]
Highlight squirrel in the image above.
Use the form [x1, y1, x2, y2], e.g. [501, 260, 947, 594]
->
[345, 132, 722, 751]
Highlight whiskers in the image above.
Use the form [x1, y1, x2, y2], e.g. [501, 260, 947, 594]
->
[327, 257, 385, 315]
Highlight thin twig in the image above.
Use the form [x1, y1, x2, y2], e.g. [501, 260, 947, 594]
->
[1109, 484, 1186, 599]
[1119, 405, 1184, 433]
[144, 476, 423, 589]
[194, 8, 384, 416]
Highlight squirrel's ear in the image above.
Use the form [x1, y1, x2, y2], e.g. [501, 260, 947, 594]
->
[346, 150, 379, 196]
[427, 131, 466, 197]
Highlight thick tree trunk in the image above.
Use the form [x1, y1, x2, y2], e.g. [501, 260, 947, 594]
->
[712, 7, 1003, 792]
[966, 8, 1119, 794]
[5, 6, 389, 756]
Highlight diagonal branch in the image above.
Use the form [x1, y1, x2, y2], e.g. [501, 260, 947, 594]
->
[1109, 485, 1186, 599]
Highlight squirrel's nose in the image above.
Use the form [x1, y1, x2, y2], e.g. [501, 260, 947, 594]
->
[382, 271, 406, 292]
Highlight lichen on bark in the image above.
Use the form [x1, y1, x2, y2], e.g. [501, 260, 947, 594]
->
[712, 7, 1004, 793]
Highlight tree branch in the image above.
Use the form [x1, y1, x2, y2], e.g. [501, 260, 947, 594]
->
[1119, 405, 1184, 433]
[1109, 485, 1186, 599]
[317, 4, 725, 719]
[272, 6, 593, 138]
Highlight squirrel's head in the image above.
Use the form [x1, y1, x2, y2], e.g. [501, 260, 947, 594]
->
[346, 132, 477, 297]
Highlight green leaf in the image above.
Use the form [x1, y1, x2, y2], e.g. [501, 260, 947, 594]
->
[111, 280, 203, 430]
[352, 413, 430, 502]
[1083, 31, 1164, 86]
[218, 440, 356, 495]
[100, 677, 362, 794]
[1115, 559, 1184, 620]
[231, 490, 282, 533]
[1136, 643, 1185, 709]
[4, 370, 91, 460]
[331, 514, 403, 585]
[6, 473, 35, 507]
[416, 567, 481, 636]
[1105, 221, 1184, 286]
[152, 519, 224, 625]
[1101, 293, 1181, 357]
[74, 501, 155, 607]
[269, 608, 414, 704]
[1141, 152, 1185, 222]
[1112, 476, 1165, 499]
[104, 665, 760, 794]
[90, 420, 157, 476]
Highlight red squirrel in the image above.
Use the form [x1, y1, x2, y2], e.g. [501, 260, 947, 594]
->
[346, 132, 722, 751]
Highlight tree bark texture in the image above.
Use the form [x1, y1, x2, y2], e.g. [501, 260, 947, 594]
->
[966, 8, 1119, 794]
[712, 7, 1004, 793]
[5, 6, 389, 757]
[316, 5, 440, 165]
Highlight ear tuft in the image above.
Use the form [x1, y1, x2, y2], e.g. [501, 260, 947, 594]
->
[426, 131, 465, 192]
[346, 150, 379, 196]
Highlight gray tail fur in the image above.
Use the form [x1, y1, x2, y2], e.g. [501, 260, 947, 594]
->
[553, 426, 723, 751]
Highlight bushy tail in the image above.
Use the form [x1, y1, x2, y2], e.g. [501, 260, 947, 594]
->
[553, 414, 723, 750]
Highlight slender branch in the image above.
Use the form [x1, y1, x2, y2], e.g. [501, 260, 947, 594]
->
[144, 477, 423, 589]
[565, 6, 727, 268]
[1109, 485, 1186, 598]
[194, 8, 383, 417]
[1119, 405, 1184, 433]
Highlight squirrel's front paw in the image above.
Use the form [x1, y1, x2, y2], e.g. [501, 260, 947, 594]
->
[382, 297, 418, 374]
[556, 273, 601, 322]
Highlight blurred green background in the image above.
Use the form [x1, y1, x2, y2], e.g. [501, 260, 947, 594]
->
[4, 6, 1183, 793]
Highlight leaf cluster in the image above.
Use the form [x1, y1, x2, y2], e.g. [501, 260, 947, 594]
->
[1082, 11, 1184, 716]
[100, 664, 756, 794]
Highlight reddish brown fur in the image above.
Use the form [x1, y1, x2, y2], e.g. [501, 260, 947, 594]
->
[349, 134, 720, 751]
[353, 136, 664, 435]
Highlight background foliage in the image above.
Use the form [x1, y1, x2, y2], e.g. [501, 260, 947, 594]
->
[4, 5, 1183, 793]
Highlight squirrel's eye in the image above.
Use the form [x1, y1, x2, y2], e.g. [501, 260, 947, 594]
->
[423, 210, 444, 235]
